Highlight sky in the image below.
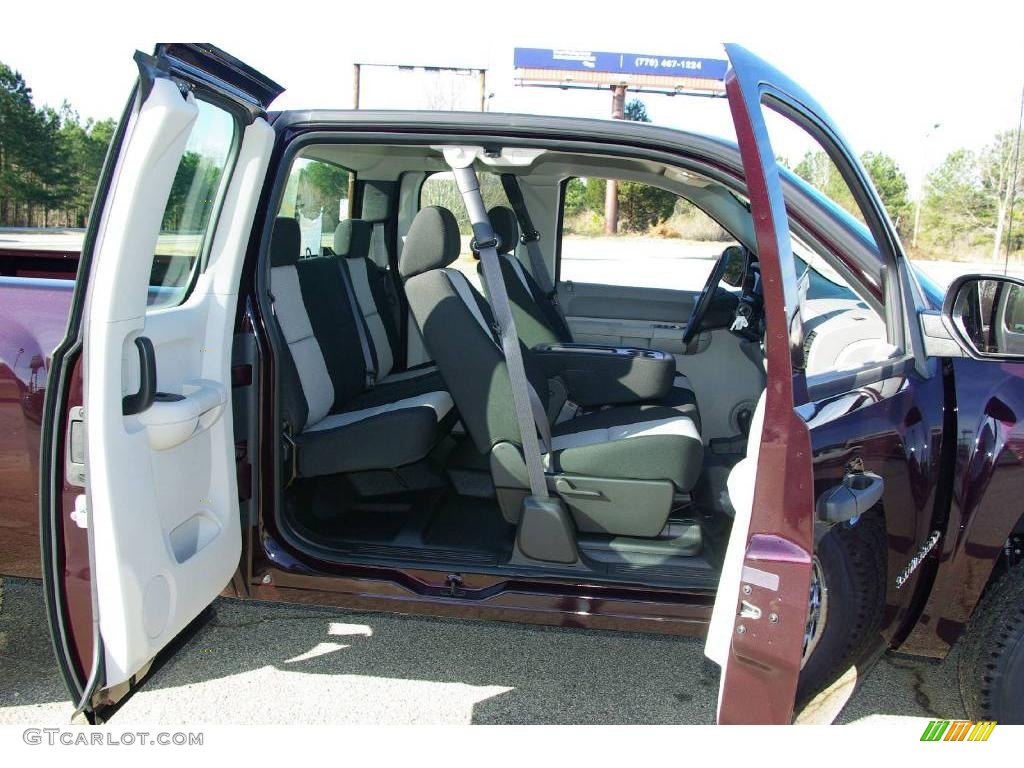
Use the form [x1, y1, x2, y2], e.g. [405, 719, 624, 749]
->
[2, 0, 1022, 193]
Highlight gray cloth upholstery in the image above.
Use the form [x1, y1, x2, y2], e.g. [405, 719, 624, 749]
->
[267, 227, 455, 478]
[334, 219, 373, 258]
[487, 205, 519, 254]
[270, 217, 301, 267]
[478, 207, 700, 427]
[405, 267, 534, 454]
[398, 206, 461, 279]
[659, 384, 702, 433]
[334, 218, 403, 376]
[402, 205, 705, 505]
[548, 405, 703, 490]
[297, 394, 452, 476]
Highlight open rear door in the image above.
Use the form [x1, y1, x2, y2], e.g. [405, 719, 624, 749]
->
[39, 44, 280, 721]
[704, 44, 820, 724]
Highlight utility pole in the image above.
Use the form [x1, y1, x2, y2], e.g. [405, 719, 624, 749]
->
[479, 69, 487, 112]
[348, 64, 361, 215]
[604, 84, 627, 234]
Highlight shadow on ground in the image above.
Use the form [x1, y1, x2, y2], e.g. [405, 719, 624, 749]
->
[0, 577, 964, 725]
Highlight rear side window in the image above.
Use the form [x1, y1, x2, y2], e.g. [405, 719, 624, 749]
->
[419, 171, 510, 284]
[420, 171, 510, 241]
[147, 99, 236, 310]
[277, 158, 352, 256]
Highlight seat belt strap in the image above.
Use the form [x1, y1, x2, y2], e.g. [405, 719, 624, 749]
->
[452, 161, 549, 499]
[337, 260, 378, 387]
[500, 174, 557, 299]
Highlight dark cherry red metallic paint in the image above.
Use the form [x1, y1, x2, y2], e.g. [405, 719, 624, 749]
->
[0, 276, 74, 579]
[714, 61, 814, 724]
[6, 82, 1024, 721]
[0, 273, 93, 681]
[901, 357, 1024, 656]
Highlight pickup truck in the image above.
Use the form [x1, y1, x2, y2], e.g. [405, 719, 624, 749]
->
[2, 43, 1023, 725]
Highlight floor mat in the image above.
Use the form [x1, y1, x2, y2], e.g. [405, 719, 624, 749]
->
[290, 476, 413, 543]
[423, 496, 515, 554]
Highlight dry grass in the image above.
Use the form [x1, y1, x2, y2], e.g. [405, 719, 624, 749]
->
[563, 208, 734, 244]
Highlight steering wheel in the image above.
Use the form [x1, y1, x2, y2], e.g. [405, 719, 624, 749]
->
[683, 246, 737, 345]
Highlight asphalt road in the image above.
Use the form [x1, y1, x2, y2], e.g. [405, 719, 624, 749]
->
[0, 577, 966, 726]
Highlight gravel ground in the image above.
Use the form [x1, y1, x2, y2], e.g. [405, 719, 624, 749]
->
[0, 577, 965, 726]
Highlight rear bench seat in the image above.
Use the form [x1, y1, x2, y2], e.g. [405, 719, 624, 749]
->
[333, 218, 441, 387]
[269, 217, 455, 478]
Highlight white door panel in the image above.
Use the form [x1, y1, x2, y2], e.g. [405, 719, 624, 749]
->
[82, 78, 272, 687]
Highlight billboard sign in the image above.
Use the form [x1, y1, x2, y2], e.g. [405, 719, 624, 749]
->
[513, 48, 728, 82]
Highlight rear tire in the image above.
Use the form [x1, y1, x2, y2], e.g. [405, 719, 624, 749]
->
[958, 564, 1024, 724]
[797, 511, 887, 705]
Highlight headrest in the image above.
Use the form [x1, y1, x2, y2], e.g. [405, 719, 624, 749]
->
[487, 206, 519, 255]
[334, 219, 373, 259]
[399, 206, 461, 280]
[270, 217, 301, 267]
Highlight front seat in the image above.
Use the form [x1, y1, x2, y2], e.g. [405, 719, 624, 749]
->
[401, 206, 704, 538]
[481, 205, 701, 427]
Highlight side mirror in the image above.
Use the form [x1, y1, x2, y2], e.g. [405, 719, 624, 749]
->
[720, 245, 747, 288]
[943, 274, 1024, 359]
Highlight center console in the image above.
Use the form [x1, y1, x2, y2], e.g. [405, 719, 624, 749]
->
[531, 342, 675, 406]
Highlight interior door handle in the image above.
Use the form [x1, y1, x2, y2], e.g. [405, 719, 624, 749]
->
[122, 336, 157, 415]
[816, 471, 884, 524]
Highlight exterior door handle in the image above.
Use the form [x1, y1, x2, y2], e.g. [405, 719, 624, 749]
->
[816, 471, 884, 524]
[122, 336, 157, 415]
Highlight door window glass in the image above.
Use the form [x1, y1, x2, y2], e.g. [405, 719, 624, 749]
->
[419, 171, 509, 283]
[761, 105, 898, 372]
[558, 177, 738, 290]
[148, 99, 235, 310]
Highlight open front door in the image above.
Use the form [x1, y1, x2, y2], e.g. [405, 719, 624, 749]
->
[704, 44, 824, 724]
[39, 44, 280, 720]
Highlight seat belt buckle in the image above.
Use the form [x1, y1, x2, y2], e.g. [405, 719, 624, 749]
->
[555, 399, 580, 424]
